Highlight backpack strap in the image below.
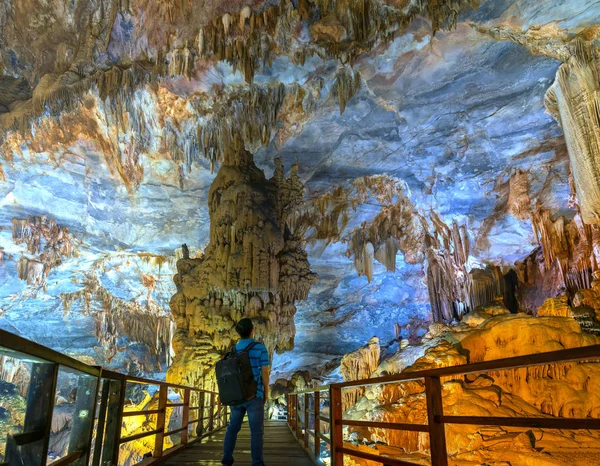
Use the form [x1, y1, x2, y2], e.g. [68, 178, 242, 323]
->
[243, 341, 259, 353]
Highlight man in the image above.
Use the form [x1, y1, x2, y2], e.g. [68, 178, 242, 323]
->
[222, 318, 270, 466]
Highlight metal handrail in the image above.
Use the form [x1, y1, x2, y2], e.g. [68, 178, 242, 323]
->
[0, 328, 226, 466]
[287, 343, 600, 466]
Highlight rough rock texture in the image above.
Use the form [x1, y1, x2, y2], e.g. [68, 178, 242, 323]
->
[167, 150, 316, 388]
[344, 308, 600, 465]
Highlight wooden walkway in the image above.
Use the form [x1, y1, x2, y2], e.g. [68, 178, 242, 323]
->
[163, 420, 315, 465]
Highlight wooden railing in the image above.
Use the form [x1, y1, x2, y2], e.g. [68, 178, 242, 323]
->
[0, 329, 227, 466]
[287, 343, 600, 466]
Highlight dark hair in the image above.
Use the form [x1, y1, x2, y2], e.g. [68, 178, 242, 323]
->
[235, 318, 254, 339]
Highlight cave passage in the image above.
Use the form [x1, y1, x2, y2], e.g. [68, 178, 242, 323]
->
[1, 0, 600, 465]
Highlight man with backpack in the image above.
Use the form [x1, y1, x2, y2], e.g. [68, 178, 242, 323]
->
[219, 318, 270, 466]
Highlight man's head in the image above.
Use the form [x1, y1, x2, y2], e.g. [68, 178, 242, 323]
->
[235, 318, 254, 339]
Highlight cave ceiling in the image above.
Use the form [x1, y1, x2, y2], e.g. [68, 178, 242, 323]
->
[0, 0, 599, 376]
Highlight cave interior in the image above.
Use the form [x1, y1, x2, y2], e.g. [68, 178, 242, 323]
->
[1, 0, 600, 464]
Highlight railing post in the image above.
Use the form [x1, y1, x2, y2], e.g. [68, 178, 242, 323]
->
[295, 394, 301, 440]
[182, 388, 190, 445]
[102, 378, 125, 466]
[314, 391, 320, 460]
[304, 393, 309, 449]
[208, 392, 216, 433]
[217, 398, 223, 428]
[92, 380, 110, 466]
[286, 393, 292, 430]
[330, 386, 343, 466]
[197, 391, 205, 437]
[68, 374, 100, 466]
[154, 384, 169, 458]
[425, 376, 448, 466]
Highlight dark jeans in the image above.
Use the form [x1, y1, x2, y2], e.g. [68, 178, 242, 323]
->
[222, 397, 265, 466]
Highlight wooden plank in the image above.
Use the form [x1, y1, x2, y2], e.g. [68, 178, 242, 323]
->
[11, 430, 44, 446]
[68, 374, 99, 466]
[425, 376, 448, 466]
[338, 446, 420, 466]
[0, 330, 100, 377]
[317, 433, 331, 445]
[101, 370, 217, 393]
[47, 450, 83, 466]
[122, 409, 162, 417]
[153, 385, 169, 458]
[121, 428, 162, 444]
[330, 386, 343, 466]
[162, 422, 314, 466]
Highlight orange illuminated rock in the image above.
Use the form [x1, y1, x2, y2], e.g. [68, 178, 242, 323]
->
[537, 296, 573, 317]
[342, 309, 600, 465]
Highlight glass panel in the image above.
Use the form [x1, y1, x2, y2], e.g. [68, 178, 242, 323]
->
[164, 388, 183, 451]
[0, 355, 31, 463]
[118, 434, 155, 466]
[48, 366, 98, 464]
[120, 382, 160, 441]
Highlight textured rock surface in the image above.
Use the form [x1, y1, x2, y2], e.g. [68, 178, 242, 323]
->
[167, 150, 315, 388]
[344, 309, 600, 465]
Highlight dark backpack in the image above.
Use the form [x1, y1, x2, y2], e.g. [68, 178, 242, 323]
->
[216, 342, 259, 406]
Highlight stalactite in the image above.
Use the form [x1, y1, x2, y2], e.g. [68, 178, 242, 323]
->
[0, 62, 155, 148]
[507, 169, 531, 220]
[167, 47, 193, 79]
[423, 213, 498, 322]
[531, 207, 595, 293]
[545, 37, 600, 224]
[333, 66, 361, 114]
[194, 83, 312, 169]
[61, 272, 175, 366]
[17, 257, 46, 286]
[340, 337, 380, 409]
[11, 216, 74, 285]
[0, 0, 477, 156]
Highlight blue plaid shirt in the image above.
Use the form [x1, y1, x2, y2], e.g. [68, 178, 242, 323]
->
[236, 339, 270, 399]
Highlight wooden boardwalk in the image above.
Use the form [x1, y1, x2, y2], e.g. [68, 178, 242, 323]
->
[163, 420, 315, 465]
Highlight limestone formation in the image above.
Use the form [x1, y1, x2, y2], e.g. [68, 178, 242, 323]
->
[546, 37, 600, 225]
[3, 2, 600, 464]
[11, 216, 73, 286]
[342, 309, 600, 465]
[168, 151, 316, 388]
